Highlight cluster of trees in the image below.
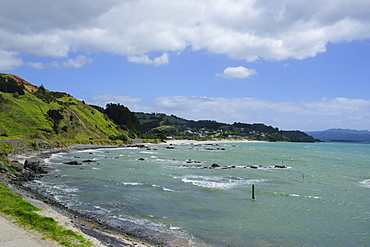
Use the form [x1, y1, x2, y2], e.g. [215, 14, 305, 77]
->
[46, 109, 64, 134]
[91, 103, 142, 140]
[134, 112, 318, 142]
[0, 75, 25, 95]
[34, 85, 74, 105]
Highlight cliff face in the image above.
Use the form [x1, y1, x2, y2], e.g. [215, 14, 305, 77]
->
[0, 74, 125, 140]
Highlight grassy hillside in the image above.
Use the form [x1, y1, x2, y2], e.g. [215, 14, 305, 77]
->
[0, 73, 125, 140]
[135, 112, 318, 142]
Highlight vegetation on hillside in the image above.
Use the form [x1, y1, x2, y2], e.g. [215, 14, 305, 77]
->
[103, 103, 141, 139]
[135, 112, 318, 142]
[0, 73, 127, 140]
[0, 74, 25, 95]
[0, 73, 317, 142]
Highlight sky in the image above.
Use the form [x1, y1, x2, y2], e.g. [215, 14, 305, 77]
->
[1, 0, 370, 131]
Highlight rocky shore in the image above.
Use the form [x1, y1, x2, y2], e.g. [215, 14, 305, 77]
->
[0, 142, 156, 247]
[2, 140, 258, 246]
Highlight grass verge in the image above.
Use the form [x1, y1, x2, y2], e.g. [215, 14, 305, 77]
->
[0, 184, 93, 247]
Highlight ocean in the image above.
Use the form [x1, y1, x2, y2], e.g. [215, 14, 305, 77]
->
[26, 142, 370, 246]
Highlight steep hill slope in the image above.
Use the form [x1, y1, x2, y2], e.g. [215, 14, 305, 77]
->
[0, 73, 125, 140]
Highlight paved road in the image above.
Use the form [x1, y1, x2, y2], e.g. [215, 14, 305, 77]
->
[0, 215, 59, 247]
[0, 139, 75, 143]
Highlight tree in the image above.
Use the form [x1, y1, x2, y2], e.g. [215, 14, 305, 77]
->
[46, 109, 64, 134]
[104, 103, 141, 134]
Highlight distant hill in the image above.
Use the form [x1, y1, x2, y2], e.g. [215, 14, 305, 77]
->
[0, 73, 127, 140]
[306, 129, 370, 143]
[135, 112, 318, 142]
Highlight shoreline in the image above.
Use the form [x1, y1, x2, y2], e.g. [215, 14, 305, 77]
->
[1, 144, 157, 247]
[1, 139, 262, 246]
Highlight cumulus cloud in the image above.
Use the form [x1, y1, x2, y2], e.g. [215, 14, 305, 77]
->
[88, 94, 370, 130]
[0, 51, 23, 70]
[127, 53, 169, 66]
[62, 55, 93, 68]
[1, 0, 370, 69]
[152, 96, 370, 130]
[216, 66, 257, 79]
[88, 94, 146, 112]
[26, 55, 93, 69]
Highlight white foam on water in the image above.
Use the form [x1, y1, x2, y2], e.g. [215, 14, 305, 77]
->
[52, 184, 79, 193]
[181, 175, 265, 190]
[359, 179, 370, 188]
[93, 205, 111, 214]
[307, 195, 321, 199]
[162, 187, 177, 192]
[121, 182, 143, 186]
[140, 151, 159, 154]
[151, 184, 178, 193]
[77, 149, 103, 153]
[112, 215, 193, 244]
[45, 153, 68, 164]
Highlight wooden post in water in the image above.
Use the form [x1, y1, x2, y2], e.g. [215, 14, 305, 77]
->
[252, 184, 255, 200]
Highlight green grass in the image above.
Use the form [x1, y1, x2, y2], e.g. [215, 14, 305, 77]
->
[22, 141, 40, 151]
[0, 88, 124, 140]
[0, 184, 93, 247]
[0, 142, 14, 154]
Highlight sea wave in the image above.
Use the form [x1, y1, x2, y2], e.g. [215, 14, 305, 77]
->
[360, 179, 370, 188]
[108, 215, 194, 245]
[121, 182, 143, 186]
[182, 175, 265, 190]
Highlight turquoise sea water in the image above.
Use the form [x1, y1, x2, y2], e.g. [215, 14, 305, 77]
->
[28, 142, 370, 246]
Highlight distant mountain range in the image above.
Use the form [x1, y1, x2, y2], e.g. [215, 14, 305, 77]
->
[306, 129, 370, 143]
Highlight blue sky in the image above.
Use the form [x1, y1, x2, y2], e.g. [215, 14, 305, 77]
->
[1, 0, 370, 131]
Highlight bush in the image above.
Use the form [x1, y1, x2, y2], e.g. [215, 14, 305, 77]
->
[108, 134, 128, 142]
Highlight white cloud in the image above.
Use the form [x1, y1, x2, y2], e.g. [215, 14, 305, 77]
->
[0, 51, 23, 70]
[153, 53, 169, 66]
[26, 55, 92, 69]
[1, 0, 370, 69]
[127, 55, 153, 65]
[62, 55, 93, 68]
[127, 53, 169, 66]
[26, 62, 48, 69]
[216, 66, 256, 79]
[88, 94, 145, 112]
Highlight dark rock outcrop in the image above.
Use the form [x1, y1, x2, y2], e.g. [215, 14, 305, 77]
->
[182, 164, 289, 170]
[64, 161, 82, 165]
[24, 158, 45, 173]
[0, 161, 9, 173]
[11, 160, 24, 172]
[82, 159, 96, 163]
